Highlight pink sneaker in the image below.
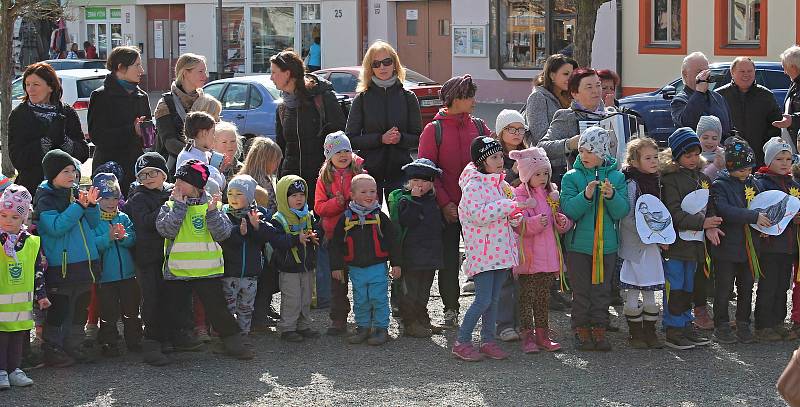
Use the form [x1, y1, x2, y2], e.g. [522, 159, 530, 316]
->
[479, 341, 510, 360]
[534, 327, 562, 351]
[452, 341, 483, 362]
[520, 330, 540, 354]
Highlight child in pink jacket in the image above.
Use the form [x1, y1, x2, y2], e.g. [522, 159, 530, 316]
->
[510, 147, 571, 353]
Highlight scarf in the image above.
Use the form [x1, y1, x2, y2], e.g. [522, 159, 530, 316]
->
[348, 200, 381, 226]
[371, 75, 398, 89]
[27, 100, 60, 124]
[572, 100, 606, 115]
[225, 204, 249, 220]
[116, 78, 139, 93]
[100, 210, 117, 221]
[0, 229, 25, 260]
[622, 167, 660, 197]
[281, 91, 299, 109]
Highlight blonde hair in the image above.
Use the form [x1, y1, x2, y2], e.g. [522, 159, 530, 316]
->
[624, 137, 660, 169]
[351, 173, 377, 191]
[215, 121, 243, 157]
[357, 40, 406, 93]
[496, 130, 527, 154]
[319, 153, 364, 185]
[239, 137, 283, 188]
[191, 92, 222, 121]
[175, 53, 207, 87]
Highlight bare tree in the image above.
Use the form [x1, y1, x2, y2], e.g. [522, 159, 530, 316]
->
[0, 0, 65, 177]
[572, 0, 607, 68]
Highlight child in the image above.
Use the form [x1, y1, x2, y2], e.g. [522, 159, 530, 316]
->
[272, 176, 318, 342]
[330, 174, 397, 346]
[560, 127, 629, 351]
[510, 147, 572, 353]
[176, 111, 226, 194]
[754, 137, 800, 341]
[33, 149, 103, 367]
[452, 137, 522, 361]
[314, 131, 364, 335]
[214, 121, 243, 187]
[709, 137, 763, 344]
[156, 159, 253, 360]
[91, 173, 141, 357]
[0, 185, 49, 388]
[659, 127, 719, 350]
[393, 158, 444, 338]
[698, 115, 725, 182]
[618, 137, 665, 349]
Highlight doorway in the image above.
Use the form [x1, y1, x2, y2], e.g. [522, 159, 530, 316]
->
[395, 0, 452, 84]
[146, 5, 185, 91]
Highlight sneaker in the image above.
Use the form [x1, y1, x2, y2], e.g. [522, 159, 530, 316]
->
[756, 327, 782, 342]
[173, 333, 204, 352]
[461, 281, 475, 293]
[664, 327, 695, 350]
[267, 306, 281, 320]
[713, 327, 737, 344]
[367, 328, 389, 346]
[735, 322, 756, 344]
[280, 331, 305, 342]
[428, 323, 444, 335]
[693, 306, 714, 330]
[84, 324, 99, 339]
[442, 310, 459, 329]
[194, 327, 212, 343]
[774, 325, 799, 341]
[0, 371, 8, 390]
[479, 342, 510, 360]
[348, 327, 371, 344]
[683, 326, 711, 346]
[101, 343, 122, 357]
[498, 328, 520, 342]
[8, 369, 33, 387]
[297, 329, 320, 339]
[452, 341, 483, 362]
[327, 320, 348, 336]
[43, 345, 76, 368]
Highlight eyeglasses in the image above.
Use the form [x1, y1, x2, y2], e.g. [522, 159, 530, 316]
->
[504, 126, 525, 135]
[137, 169, 161, 181]
[371, 58, 393, 69]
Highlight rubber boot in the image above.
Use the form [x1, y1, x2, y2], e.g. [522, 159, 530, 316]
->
[623, 306, 647, 349]
[534, 327, 561, 351]
[642, 304, 664, 349]
[520, 329, 539, 353]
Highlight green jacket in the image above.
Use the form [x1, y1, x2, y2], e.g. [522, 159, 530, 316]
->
[560, 156, 629, 255]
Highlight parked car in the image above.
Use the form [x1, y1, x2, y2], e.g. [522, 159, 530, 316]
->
[43, 59, 107, 71]
[11, 68, 111, 135]
[202, 75, 282, 141]
[619, 61, 791, 145]
[313, 66, 443, 125]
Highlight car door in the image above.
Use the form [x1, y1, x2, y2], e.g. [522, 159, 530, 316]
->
[219, 82, 249, 130]
[242, 84, 276, 138]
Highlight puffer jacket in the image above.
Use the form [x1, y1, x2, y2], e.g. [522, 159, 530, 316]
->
[396, 190, 444, 271]
[329, 209, 397, 271]
[314, 154, 364, 238]
[538, 101, 607, 184]
[560, 157, 629, 255]
[345, 79, 421, 184]
[524, 85, 564, 146]
[754, 168, 800, 255]
[123, 182, 174, 266]
[457, 163, 520, 276]
[709, 171, 760, 262]
[513, 184, 572, 275]
[93, 210, 136, 283]
[220, 206, 297, 278]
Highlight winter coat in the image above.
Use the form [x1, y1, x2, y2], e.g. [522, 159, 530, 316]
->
[88, 74, 151, 194]
[276, 74, 346, 210]
[538, 102, 607, 185]
[345, 80, 422, 184]
[396, 190, 444, 271]
[671, 86, 732, 137]
[785, 75, 800, 143]
[93, 211, 136, 283]
[123, 182, 173, 266]
[716, 82, 782, 166]
[8, 102, 90, 195]
[619, 179, 657, 262]
[272, 175, 317, 273]
[513, 184, 572, 274]
[33, 181, 103, 287]
[754, 169, 800, 255]
[153, 82, 201, 171]
[524, 85, 564, 146]
[709, 172, 760, 263]
[417, 110, 493, 208]
[457, 163, 520, 276]
[313, 154, 364, 239]
[330, 209, 397, 271]
[560, 157, 629, 255]
[220, 208, 298, 279]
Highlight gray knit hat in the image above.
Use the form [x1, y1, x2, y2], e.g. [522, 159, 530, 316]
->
[227, 174, 257, 204]
[323, 131, 352, 161]
[696, 115, 722, 138]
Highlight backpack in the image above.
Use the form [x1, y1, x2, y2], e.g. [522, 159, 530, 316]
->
[432, 117, 486, 147]
[387, 188, 412, 247]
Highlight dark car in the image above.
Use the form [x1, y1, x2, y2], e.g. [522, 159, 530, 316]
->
[43, 59, 107, 71]
[619, 61, 791, 145]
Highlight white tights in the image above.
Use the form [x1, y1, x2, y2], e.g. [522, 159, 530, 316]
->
[625, 289, 656, 310]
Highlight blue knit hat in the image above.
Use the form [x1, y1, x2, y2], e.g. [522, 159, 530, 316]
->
[92, 173, 121, 199]
[668, 127, 701, 160]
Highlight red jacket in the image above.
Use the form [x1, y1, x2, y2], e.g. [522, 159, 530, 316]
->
[417, 109, 492, 208]
[314, 154, 364, 238]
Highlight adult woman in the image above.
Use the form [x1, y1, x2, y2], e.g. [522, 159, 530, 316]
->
[774, 46, 800, 150]
[153, 53, 210, 174]
[271, 49, 345, 210]
[597, 69, 621, 108]
[524, 54, 577, 146]
[8, 62, 90, 194]
[346, 40, 422, 199]
[88, 46, 151, 195]
[538, 68, 606, 186]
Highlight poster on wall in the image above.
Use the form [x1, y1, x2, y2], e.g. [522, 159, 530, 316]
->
[178, 22, 187, 55]
[154, 21, 164, 59]
[452, 25, 486, 57]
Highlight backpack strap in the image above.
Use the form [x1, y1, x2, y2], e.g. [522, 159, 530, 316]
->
[472, 117, 485, 137]
[433, 120, 443, 147]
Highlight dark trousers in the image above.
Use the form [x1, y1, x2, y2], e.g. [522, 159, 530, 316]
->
[97, 278, 143, 346]
[755, 253, 793, 329]
[43, 283, 90, 350]
[329, 270, 351, 323]
[713, 260, 754, 326]
[136, 261, 189, 342]
[693, 262, 711, 307]
[566, 252, 615, 328]
[0, 331, 25, 373]
[164, 278, 240, 338]
[440, 221, 462, 313]
[398, 269, 435, 326]
[253, 263, 280, 327]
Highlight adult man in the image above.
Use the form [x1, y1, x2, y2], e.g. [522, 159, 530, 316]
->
[671, 52, 733, 137]
[716, 57, 782, 166]
[774, 46, 800, 150]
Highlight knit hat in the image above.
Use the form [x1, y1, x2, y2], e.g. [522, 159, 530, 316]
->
[495, 109, 526, 136]
[0, 185, 32, 220]
[42, 149, 77, 182]
[696, 115, 722, 138]
[227, 174, 257, 204]
[287, 179, 307, 197]
[175, 159, 210, 190]
[439, 74, 475, 106]
[92, 173, 121, 199]
[0, 175, 12, 193]
[578, 126, 612, 160]
[724, 137, 755, 171]
[763, 136, 794, 166]
[135, 152, 169, 178]
[402, 158, 442, 182]
[92, 160, 124, 182]
[509, 147, 551, 185]
[668, 127, 701, 160]
[470, 136, 503, 165]
[323, 131, 352, 161]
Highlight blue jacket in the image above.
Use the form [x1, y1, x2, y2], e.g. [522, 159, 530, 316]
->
[709, 171, 760, 262]
[93, 210, 136, 283]
[33, 181, 102, 287]
[671, 87, 733, 137]
[220, 206, 298, 279]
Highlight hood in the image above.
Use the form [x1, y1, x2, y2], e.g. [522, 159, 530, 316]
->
[276, 175, 308, 224]
[659, 149, 708, 175]
[458, 162, 506, 191]
[32, 180, 72, 220]
[531, 85, 561, 105]
[305, 73, 334, 96]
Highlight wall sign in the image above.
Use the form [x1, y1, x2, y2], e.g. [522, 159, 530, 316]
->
[453, 25, 486, 57]
[85, 7, 106, 20]
[406, 9, 418, 20]
[110, 9, 121, 19]
[153, 20, 164, 59]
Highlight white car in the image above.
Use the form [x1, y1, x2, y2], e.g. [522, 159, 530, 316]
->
[11, 68, 111, 134]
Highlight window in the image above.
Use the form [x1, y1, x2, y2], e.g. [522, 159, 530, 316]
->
[300, 4, 321, 68]
[729, 0, 760, 43]
[76, 77, 106, 98]
[652, 0, 681, 44]
[638, 0, 686, 55]
[714, 0, 767, 56]
[250, 6, 294, 73]
[248, 85, 263, 109]
[221, 8, 245, 74]
[221, 83, 249, 110]
[203, 83, 226, 100]
[328, 72, 358, 94]
[407, 20, 418, 36]
[11, 79, 24, 101]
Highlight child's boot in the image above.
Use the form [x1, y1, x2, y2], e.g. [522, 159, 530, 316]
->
[348, 327, 371, 344]
[367, 328, 389, 346]
[534, 327, 561, 351]
[42, 343, 76, 368]
[574, 326, 595, 351]
[0, 371, 9, 390]
[664, 327, 695, 350]
[591, 326, 612, 351]
[623, 307, 647, 349]
[693, 305, 714, 330]
[222, 334, 255, 360]
[141, 339, 171, 366]
[8, 369, 33, 387]
[326, 320, 348, 336]
[642, 305, 664, 349]
[520, 329, 540, 354]
[735, 321, 756, 344]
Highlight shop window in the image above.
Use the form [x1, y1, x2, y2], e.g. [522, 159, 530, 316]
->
[638, 0, 687, 55]
[300, 4, 321, 69]
[251, 6, 294, 73]
[111, 24, 122, 49]
[221, 8, 245, 74]
[714, 0, 767, 56]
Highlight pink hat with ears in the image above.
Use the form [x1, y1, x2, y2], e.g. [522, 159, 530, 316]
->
[509, 147, 551, 185]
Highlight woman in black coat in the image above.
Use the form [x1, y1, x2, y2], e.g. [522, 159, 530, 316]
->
[88, 46, 151, 195]
[345, 40, 422, 199]
[9, 62, 90, 194]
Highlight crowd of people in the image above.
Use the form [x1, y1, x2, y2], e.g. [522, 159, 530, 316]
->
[2, 37, 800, 391]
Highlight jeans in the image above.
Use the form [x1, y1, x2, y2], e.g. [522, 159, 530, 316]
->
[662, 259, 696, 328]
[349, 263, 391, 329]
[315, 240, 332, 309]
[495, 269, 519, 334]
[457, 269, 508, 343]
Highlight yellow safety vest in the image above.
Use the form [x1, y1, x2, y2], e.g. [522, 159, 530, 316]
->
[164, 201, 224, 279]
[0, 235, 39, 332]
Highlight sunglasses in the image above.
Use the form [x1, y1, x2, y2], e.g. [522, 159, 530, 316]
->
[371, 57, 393, 69]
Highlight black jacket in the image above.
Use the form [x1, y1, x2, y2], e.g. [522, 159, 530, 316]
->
[8, 101, 90, 195]
[88, 74, 151, 195]
[220, 208, 297, 278]
[345, 81, 422, 184]
[330, 209, 397, 270]
[709, 172, 760, 262]
[716, 82, 782, 166]
[396, 191, 443, 271]
[787, 76, 800, 143]
[123, 182, 173, 266]
[754, 170, 799, 255]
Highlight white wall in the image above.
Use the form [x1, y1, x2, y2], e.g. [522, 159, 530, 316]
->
[591, 1, 617, 71]
[321, 0, 360, 68]
[185, 4, 217, 71]
[369, 0, 397, 47]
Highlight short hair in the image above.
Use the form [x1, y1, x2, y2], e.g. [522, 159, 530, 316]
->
[681, 52, 708, 72]
[107, 46, 140, 72]
[184, 111, 216, 140]
[596, 69, 620, 86]
[731, 56, 755, 71]
[175, 53, 207, 87]
[351, 174, 377, 190]
[215, 121, 242, 157]
[21, 62, 62, 104]
[567, 68, 598, 95]
[780, 46, 800, 70]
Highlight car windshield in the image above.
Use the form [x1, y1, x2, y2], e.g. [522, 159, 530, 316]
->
[76, 77, 106, 98]
[404, 69, 438, 86]
[11, 79, 24, 100]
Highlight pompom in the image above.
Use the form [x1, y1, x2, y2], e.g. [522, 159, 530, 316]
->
[548, 190, 560, 202]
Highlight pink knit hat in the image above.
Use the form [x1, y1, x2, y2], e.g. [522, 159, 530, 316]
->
[0, 185, 32, 220]
[509, 147, 551, 185]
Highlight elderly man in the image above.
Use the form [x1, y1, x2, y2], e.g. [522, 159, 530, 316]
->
[671, 52, 733, 137]
[774, 46, 800, 150]
[717, 57, 782, 166]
